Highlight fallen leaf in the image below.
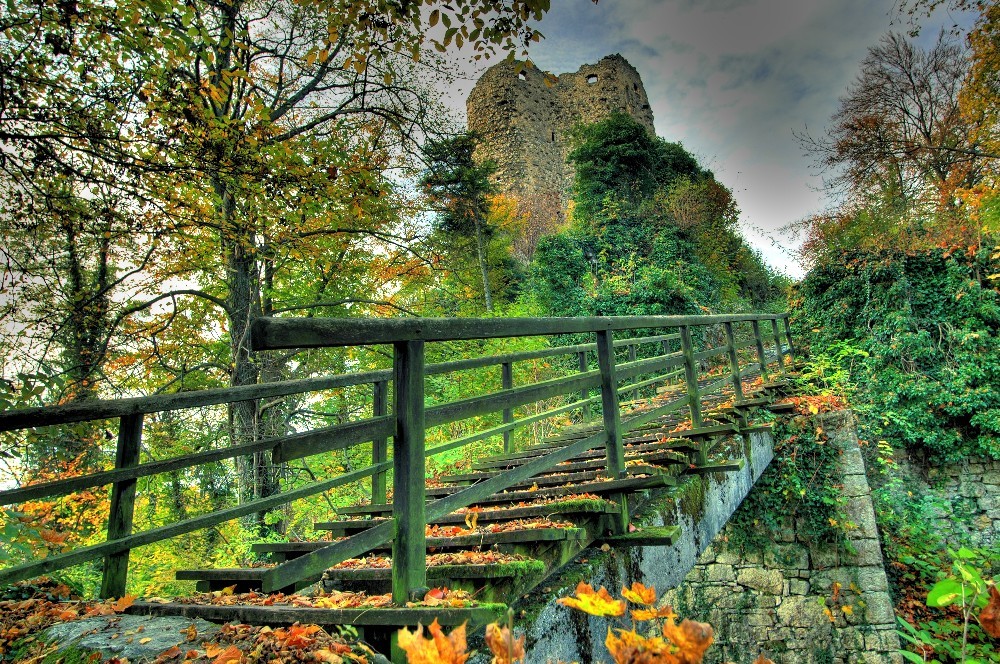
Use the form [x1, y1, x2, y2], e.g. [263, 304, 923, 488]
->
[980, 585, 1000, 638]
[396, 619, 469, 664]
[112, 595, 136, 613]
[484, 623, 525, 664]
[557, 582, 626, 618]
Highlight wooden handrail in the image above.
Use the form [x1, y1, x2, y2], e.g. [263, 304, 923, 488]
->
[0, 312, 794, 601]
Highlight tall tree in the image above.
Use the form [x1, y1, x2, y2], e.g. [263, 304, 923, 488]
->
[420, 133, 498, 312]
[1, 0, 566, 517]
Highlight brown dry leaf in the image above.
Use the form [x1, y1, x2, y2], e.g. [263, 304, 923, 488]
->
[181, 624, 198, 642]
[557, 582, 626, 618]
[980, 584, 1000, 638]
[111, 595, 137, 613]
[210, 644, 243, 664]
[464, 509, 479, 530]
[396, 619, 469, 664]
[753, 655, 776, 664]
[662, 617, 713, 664]
[621, 582, 657, 606]
[484, 623, 525, 664]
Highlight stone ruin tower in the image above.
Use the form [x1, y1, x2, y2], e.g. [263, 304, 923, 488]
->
[466, 54, 655, 238]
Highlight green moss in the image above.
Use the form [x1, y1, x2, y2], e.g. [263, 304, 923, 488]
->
[678, 476, 707, 519]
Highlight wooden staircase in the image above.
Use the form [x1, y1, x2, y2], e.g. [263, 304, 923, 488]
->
[0, 312, 797, 663]
[128, 377, 791, 660]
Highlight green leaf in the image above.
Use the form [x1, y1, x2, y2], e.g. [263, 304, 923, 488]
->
[927, 578, 963, 607]
[898, 650, 926, 664]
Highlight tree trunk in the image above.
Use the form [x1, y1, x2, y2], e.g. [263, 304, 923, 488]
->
[473, 216, 493, 313]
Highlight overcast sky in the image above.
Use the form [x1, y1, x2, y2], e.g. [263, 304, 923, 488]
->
[435, 0, 974, 278]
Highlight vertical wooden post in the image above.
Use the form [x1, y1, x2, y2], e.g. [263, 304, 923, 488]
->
[501, 361, 513, 453]
[595, 330, 628, 535]
[771, 318, 787, 375]
[723, 322, 745, 403]
[100, 413, 143, 599]
[371, 380, 389, 505]
[662, 338, 674, 385]
[628, 343, 638, 401]
[679, 325, 707, 465]
[578, 350, 590, 421]
[392, 340, 426, 605]
[782, 314, 795, 361]
[751, 319, 770, 383]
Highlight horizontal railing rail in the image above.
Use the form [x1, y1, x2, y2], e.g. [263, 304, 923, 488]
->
[0, 312, 794, 602]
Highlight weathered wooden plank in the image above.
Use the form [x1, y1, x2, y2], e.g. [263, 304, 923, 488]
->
[260, 520, 395, 593]
[393, 339, 426, 604]
[99, 414, 143, 599]
[0, 370, 393, 432]
[596, 330, 628, 535]
[0, 416, 393, 506]
[252, 527, 585, 555]
[578, 351, 591, 421]
[371, 380, 389, 505]
[598, 526, 681, 547]
[0, 461, 391, 588]
[252, 314, 785, 350]
[126, 602, 506, 628]
[424, 370, 602, 428]
[771, 318, 787, 375]
[686, 459, 745, 474]
[751, 319, 770, 383]
[272, 416, 394, 464]
[723, 322, 745, 403]
[501, 362, 513, 453]
[325, 562, 543, 583]
[315, 500, 618, 532]
[693, 346, 728, 363]
[425, 395, 600, 459]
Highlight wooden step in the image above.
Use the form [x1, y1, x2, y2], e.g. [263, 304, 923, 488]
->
[443, 450, 688, 483]
[472, 437, 702, 471]
[684, 459, 745, 475]
[251, 527, 586, 560]
[315, 500, 620, 535]
[598, 525, 681, 547]
[127, 602, 506, 629]
[335, 474, 678, 517]
[178, 559, 544, 594]
[424, 465, 673, 496]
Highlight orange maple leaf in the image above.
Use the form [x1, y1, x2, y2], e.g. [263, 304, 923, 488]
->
[273, 623, 321, 649]
[557, 582, 626, 618]
[662, 617, 713, 663]
[396, 619, 469, 664]
[980, 584, 1000, 638]
[753, 655, 776, 664]
[111, 595, 136, 613]
[484, 623, 525, 664]
[621, 582, 657, 606]
[210, 644, 243, 664]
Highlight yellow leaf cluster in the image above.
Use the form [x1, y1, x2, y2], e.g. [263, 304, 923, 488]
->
[396, 619, 469, 664]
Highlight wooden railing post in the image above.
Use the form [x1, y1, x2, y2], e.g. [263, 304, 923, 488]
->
[371, 380, 389, 504]
[628, 342, 638, 401]
[679, 325, 707, 465]
[771, 318, 787, 375]
[723, 321, 745, 403]
[392, 340, 426, 604]
[782, 314, 795, 361]
[501, 362, 513, 453]
[578, 351, 591, 421]
[751, 319, 770, 383]
[100, 413, 143, 599]
[595, 330, 628, 535]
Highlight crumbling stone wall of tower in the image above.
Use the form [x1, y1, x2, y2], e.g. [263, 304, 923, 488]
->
[466, 54, 655, 245]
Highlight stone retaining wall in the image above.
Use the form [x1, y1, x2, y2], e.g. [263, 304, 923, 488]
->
[662, 411, 900, 664]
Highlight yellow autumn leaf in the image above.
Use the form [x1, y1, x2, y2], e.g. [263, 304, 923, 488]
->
[557, 582, 626, 618]
[396, 619, 469, 664]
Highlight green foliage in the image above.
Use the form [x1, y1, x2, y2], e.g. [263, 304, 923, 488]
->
[796, 246, 1000, 462]
[529, 113, 785, 320]
[897, 548, 1000, 664]
[726, 413, 846, 552]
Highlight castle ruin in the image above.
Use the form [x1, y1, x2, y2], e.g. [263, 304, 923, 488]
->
[466, 54, 655, 238]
